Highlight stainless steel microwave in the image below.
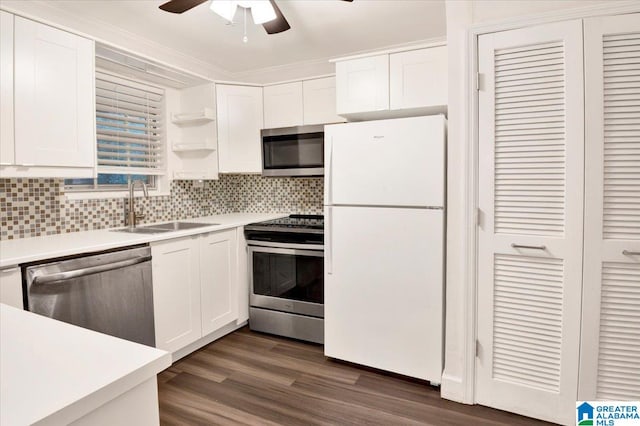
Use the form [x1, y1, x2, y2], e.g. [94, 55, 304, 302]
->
[261, 125, 324, 177]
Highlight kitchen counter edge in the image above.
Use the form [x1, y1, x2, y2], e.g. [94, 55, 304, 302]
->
[0, 213, 288, 268]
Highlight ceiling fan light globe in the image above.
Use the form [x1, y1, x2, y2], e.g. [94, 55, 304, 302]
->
[210, 0, 238, 22]
[246, 0, 276, 24]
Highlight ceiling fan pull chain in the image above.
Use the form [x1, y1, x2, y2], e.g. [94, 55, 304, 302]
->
[243, 7, 248, 43]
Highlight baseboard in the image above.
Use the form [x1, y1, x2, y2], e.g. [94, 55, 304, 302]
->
[171, 320, 247, 362]
[440, 372, 472, 404]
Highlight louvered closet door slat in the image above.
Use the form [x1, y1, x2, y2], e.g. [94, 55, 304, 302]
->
[477, 20, 584, 426]
[493, 40, 567, 237]
[580, 13, 640, 402]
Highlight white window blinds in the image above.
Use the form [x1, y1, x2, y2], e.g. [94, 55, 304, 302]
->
[95, 72, 165, 175]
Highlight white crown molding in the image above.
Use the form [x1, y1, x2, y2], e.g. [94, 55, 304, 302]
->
[328, 37, 447, 63]
[470, 0, 640, 34]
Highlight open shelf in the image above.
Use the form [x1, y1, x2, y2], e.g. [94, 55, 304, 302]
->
[172, 138, 216, 152]
[171, 107, 215, 125]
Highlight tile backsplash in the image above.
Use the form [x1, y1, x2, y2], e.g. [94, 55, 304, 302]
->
[0, 175, 323, 240]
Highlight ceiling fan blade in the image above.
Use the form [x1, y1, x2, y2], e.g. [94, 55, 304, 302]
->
[262, 0, 290, 34]
[159, 0, 207, 14]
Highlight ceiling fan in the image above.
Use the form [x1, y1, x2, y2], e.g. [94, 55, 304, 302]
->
[159, 0, 353, 35]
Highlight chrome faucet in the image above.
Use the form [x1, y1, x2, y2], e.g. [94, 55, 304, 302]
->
[127, 180, 149, 228]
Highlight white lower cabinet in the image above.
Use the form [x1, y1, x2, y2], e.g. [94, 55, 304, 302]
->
[0, 267, 23, 309]
[151, 229, 238, 354]
[200, 231, 238, 335]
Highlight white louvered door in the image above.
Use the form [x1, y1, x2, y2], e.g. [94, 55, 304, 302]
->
[477, 20, 584, 425]
[579, 13, 640, 401]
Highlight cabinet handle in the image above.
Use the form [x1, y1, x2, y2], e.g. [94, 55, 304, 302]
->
[511, 243, 546, 251]
[623, 250, 640, 256]
[1, 267, 19, 273]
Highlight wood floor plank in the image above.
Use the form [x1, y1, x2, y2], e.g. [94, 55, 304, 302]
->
[158, 328, 556, 426]
[209, 340, 361, 385]
[191, 349, 298, 386]
[172, 356, 232, 384]
[159, 382, 281, 426]
[226, 371, 426, 426]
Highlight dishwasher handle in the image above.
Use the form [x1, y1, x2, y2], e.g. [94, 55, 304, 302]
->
[31, 256, 151, 285]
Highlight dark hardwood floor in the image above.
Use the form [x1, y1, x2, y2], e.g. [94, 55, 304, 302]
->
[158, 327, 554, 425]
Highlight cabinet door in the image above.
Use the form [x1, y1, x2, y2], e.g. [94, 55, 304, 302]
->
[151, 237, 202, 353]
[200, 229, 238, 335]
[302, 77, 343, 125]
[336, 55, 389, 115]
[390, 46, 448, 110]
[216, 84, 263, 173]
[0, 11, 14, 166]
[477, 20, 584, 425]
[579, 13, 640, 401]
[0, 267, 23, 309]
[14, 17, 95, 168]
[263, 82, 303, 129]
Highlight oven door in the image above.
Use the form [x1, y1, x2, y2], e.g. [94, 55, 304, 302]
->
[248, 243, 324, 318]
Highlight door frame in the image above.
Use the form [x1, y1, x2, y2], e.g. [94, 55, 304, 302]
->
[451, 0, 640, 406]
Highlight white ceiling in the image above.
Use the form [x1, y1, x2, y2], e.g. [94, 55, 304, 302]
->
[40, 0, 446, 77]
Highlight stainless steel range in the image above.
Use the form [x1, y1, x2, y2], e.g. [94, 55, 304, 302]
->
[244, 215, 324, 344]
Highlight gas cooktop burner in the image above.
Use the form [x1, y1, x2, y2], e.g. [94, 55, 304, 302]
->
[245, 214, 324, 233]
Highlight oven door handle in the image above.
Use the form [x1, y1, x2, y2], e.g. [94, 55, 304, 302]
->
[248, 245, 324, 257]
[247, 240, 324, 251]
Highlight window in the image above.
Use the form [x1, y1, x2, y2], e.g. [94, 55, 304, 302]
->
[65, 71, 165, 192]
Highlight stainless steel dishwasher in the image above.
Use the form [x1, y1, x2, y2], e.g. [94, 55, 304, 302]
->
[24, 245, 155, 346]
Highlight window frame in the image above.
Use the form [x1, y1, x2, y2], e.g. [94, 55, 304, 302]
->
[64, 69, 168, 197]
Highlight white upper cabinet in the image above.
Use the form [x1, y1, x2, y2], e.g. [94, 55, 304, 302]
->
[336, 54, 389, 115]
[303, 76, 344, 125]
[263, 82, 303, 129]
[335, 46, 448, 119]
[390, 46, 447, 110]
[0, 11, 14, 167]
[216, 84, 263, 173]
[13, 16, 95, 170]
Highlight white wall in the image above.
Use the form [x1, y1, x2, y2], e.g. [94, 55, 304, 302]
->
[442, 0, 632, 405]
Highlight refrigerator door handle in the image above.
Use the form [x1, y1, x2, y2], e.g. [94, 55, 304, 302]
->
[326, 135, 333, 205]
[326, 206, 333, 275]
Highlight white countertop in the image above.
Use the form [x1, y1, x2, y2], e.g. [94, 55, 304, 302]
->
[0, 212, 286, 268]
[0, 304, 172, 426]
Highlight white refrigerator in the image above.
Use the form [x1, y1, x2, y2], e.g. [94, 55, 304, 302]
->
[324, 115, 445, 382]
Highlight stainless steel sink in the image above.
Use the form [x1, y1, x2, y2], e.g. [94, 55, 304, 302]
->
[112, 227, 172, 234]
[111, 221, 219, 234]
[148, 221, 219, 231]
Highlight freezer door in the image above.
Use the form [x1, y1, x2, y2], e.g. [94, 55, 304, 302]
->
[324, 206, 444, 381]
[324, 115, 445, 207]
